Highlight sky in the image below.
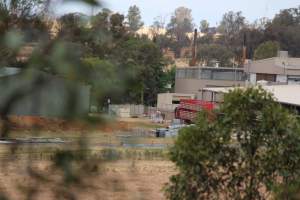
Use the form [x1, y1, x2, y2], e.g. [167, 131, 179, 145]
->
[54, 0, 300, 27]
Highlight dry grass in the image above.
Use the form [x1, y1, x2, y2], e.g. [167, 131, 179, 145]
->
[0, 116, 175, 199]
[0, 159, 175, 200]
[6, 115, 165, 133]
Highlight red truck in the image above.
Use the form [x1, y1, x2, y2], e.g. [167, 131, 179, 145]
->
[175, 99, 215, 123]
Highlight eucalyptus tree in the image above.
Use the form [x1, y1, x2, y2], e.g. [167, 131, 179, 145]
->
[126, 5, 144, 32]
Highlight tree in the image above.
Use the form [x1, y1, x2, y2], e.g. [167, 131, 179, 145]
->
[197, 44, 234, 66]
[218, 11, 245, 41]
[88, 9, 113, 57]
[82, 57, 121, 110]
[0, 0, 49, 66]
[0, 0, 49, 39]
[91, 8, 111, 30]
[200, 20, 209, 33]
[0, 0, 48, 34]
[197, 34, 214, 45]
[167, 7, 194, 57]
[59, 13, 89, 30]
[151, 15, 165, 38]
[57, 13, 93, 57]
[110, 13, 127, 39]
[239, 27, 265, 59]
[272, 7, 300, 27]
[264, 6, 300, 57]
[158, 65, 176, 92]
[126, 5, 144, 32]
[112, 37, 166, 105]
[165, 87, 300, 199]
[0, 0, 48, 19]
[218, 11, 246, 63]
[251, 17, 269, 30]
[254, 41, 280, 60]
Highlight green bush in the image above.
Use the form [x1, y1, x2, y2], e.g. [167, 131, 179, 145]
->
[165, 87, 300, 200]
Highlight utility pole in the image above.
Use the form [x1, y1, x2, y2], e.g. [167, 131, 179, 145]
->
[91, 6, 95, 17]
[242, 33, 247, 66]
[189, 28, 198, 66]
[240, 33, 247, 86]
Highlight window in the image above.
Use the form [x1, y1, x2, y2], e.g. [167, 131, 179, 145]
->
[212, 70, 235, 80]
[202, 69, 244, 81]
[288, 75, 300, 81]
[200, 69, 212, 79]
[176, 69, 186, 78]
[256, 73, 276, 82]
[176, 68, 201, 79]
[172, 100, 180, 104]
[176, 68, 245, 81]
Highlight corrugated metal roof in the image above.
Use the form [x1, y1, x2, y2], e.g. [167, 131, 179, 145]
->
[0, 67, 21, 77]
[203, 85, 300, 106]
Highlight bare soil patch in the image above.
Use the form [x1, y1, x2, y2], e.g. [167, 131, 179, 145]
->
[0, 159, 175, 200]
[4, 115, 162, 134]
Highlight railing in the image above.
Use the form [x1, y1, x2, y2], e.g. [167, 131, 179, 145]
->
[175, 99, 215, 122]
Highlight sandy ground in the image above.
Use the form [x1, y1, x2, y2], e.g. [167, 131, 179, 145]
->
[0, 159, 176, 200]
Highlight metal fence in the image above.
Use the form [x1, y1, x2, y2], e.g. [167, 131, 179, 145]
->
[147, 106, 175, 121]
[108, 104, 177, 121]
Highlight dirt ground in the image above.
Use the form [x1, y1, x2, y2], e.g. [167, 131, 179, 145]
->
[0, 159, 175, 200]
[0, 116, 175, 199]
[99, 160, 176, 200]
[5, 115, 165, 133]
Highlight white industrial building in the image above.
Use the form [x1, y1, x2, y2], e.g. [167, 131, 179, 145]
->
[203, 84, 300, 112]
[246, 52, 300, 85]
[157, 93, 195, 111]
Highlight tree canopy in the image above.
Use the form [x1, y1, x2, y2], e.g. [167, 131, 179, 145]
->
[264, 6, 300, 57]
[166, 87, 300, 199]
[126, 5, 144, 32]
[152, 6, 300, 63]
[166, 7, 194, 57]
[254, 41, 280, 60]
[0, 0, 49, 39]
[197, 44, 234, 66]
[111, 37, 166, 105]
[200, 20, 209, 33]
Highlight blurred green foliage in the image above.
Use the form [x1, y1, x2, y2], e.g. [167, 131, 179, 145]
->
[56, 9, 169, 106]
[0, 0, 173, 198]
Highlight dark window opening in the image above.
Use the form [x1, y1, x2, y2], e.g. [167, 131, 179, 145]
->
[256, 73, 276, 82]
[172, 100, 180, 104]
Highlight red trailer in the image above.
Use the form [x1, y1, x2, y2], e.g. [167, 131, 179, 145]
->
[175, 99, 215, 123]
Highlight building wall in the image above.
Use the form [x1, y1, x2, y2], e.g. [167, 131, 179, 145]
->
[276, 75, 288, 83]
[248, 58, 285, 75]
[109, 104, 145, 118]
[0, 72, 90, 118]
[248, 57, 300, 84]
[286, 69, 300, 75]
[157, 93, 195, 111]
[175, 78, 245, 98]
[248, 58, 300, 76]
[201, 91, 225, 102]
